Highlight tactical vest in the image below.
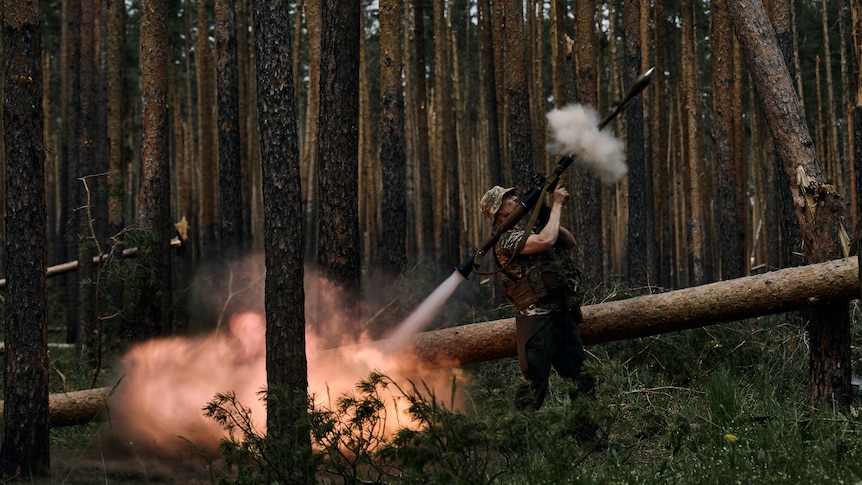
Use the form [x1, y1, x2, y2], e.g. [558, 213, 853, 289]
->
[495, 243, 586, 312]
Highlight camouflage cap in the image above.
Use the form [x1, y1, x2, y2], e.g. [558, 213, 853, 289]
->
[480, 186, 516, 225]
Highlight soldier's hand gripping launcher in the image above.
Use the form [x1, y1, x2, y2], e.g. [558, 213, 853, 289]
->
[455, 67, 655, 279]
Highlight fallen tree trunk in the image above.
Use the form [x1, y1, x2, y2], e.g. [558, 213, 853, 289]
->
[0, 387, 112, 428]
[408, 256, 859, 366]
[24, 256, 859, 427]
[47, 388, 112, 427]
[0, 238, 181, 288]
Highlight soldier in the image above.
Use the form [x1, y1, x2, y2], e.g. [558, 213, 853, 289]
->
[479, 183, 595, 412]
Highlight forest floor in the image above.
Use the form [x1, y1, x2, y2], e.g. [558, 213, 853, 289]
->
[42, 433, 224, 484]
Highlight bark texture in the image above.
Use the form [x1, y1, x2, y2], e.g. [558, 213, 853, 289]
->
[501, 0, 534, 190]
[378, 0, 407, 272]
[216, 0, 244, 256]
[135, 0, 171, 340]
[713, 0, 746, 280]
[1, 0, 51, 477]
[317, 0, 361, 302]
[727, 0, 852, 404]
[0, 388, 109, 428]
[573, 1, 604, 285]
[412, 0, 435, 260]
[624, 0, 648, 286]
[253, 0, 313, 481]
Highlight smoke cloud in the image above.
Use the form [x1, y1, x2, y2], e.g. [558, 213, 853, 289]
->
[106, 262, 469, 458]
[546, 104, 627, 184]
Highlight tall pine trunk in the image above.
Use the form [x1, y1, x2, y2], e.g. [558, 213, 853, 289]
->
[1, 0, 51, 477]
[378, 0, 407, 273]
[501, 0, 534, 190]
[624, 0, 648, 287]
[682, 0, 708, 285]
[216, 0, 244, 257]
[411, 0, 434, 261]
[573, 1, 604, 286]
[727, 0, 852, 405]
[135, 0, 172, 340]
[318, 0, 361, 332]
[252, 0, 313, 481]
[196, 0, 217, 259]
[302, 0, 321, 261]
[713, 0, 745, 280]
[77, 0, 98, 369]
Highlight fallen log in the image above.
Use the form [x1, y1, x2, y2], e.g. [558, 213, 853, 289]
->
[407, 256, 859, 366]
[0, 237, 181, 288]
[47, 387, 111, 427]
[21, 256, 860, 427]
[0, 387, 111, 428]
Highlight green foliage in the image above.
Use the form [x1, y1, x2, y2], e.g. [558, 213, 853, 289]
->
[205, 391, 269, 483]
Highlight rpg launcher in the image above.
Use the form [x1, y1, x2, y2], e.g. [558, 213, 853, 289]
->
[455, 67, 655, 279]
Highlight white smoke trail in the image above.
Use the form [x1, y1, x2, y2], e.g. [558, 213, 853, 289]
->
[546, 104, 627, 184]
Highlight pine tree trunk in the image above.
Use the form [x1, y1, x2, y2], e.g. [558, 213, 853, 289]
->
[477, 0, 502, 195]
[252, 0, 313, 480]
[501, 0, 533, 190]
[77, 0, 98, 368]
[136, 0, 171, 340]
[106, 0, 124, 236]
[573, 1, 603, 285]
[653, 0, 672, 288]
[549, 0, 566, 109]
[2, 0, 51, 476]
[640, 0, 658, 284]
[411, 0, 434, 261]
[317, 0, 361, 330]
[768, 0, 805, 270]
[302, 0, 321, 261]
[378, 0, 407, 274]
[405, 256, 860, 367]
[432, 0, 460, 267]
[682, 0, 708, 285]
[733, 34, 750, 274]
[727, 0, 852, 405]
[822, 0, 841, 191]
[527, 0, 546, 173]
[713, 0, 745, 280]
[838, 0, 852, 227]
[216, 0, 244, 257]
[61, 0, 81, 345]
[235, 0, 253, 247]
[853, 0, 862, 246]
[359, 30, 379, 268]
[624, 0, 648, 286]
[42, 53, 58, 265]
[196, 0, 217, 259]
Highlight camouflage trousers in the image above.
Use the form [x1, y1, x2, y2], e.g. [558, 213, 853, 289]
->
[513, 309, 595, 411]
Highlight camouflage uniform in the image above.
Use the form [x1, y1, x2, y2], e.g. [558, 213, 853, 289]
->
[495, 227, 595, 410]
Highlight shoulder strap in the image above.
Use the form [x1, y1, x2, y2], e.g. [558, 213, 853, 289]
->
[476, 202, 544, 277]
[512, 200, 544, 259]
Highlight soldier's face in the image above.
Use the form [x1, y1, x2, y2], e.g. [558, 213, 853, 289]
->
[497, 193, 519, 220]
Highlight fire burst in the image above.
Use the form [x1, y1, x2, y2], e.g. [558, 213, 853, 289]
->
[106, 272, 469, 457]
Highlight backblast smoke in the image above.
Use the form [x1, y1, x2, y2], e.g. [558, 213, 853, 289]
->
[106, 264, 468, 458]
